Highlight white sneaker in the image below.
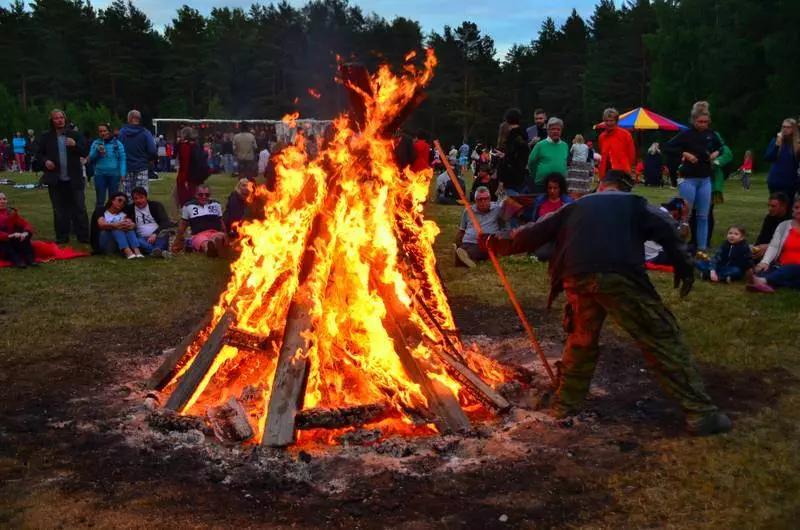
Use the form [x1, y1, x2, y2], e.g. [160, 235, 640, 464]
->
[126, 254, 137, 260]
[455, 247, 477, 268]
[134, 254, 145, 259]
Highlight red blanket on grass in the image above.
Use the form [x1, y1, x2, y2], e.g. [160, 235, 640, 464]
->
[646, 262, 674, 273]
[0, 240, 89, 268]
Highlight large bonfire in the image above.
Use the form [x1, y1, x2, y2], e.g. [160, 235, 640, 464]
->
[159, 50, 510, 446]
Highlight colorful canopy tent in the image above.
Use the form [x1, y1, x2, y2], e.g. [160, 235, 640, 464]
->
[594, 107, 687, 131]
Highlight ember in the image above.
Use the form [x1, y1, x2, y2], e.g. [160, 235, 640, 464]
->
[149, 49, 512, 447]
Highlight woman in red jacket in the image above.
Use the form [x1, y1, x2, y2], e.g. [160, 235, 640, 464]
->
[0, 191, 36, 268]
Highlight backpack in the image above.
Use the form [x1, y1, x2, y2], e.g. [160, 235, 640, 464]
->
[188, 142, 210, 183]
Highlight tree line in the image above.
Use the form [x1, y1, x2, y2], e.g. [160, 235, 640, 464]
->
[0, 0, 797, 159]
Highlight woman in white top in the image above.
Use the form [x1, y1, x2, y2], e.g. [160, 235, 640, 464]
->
[570, 134, 590, 163]
[567, 134, 593, 195]
[96, 192, 144, 259]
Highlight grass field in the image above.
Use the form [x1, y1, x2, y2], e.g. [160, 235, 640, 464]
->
[1, 170, 799, 527]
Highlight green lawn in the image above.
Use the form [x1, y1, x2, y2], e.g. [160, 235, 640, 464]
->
[1, 171, 799, 527]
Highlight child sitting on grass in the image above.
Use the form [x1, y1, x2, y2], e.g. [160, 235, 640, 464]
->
[696, 224, 752, 282]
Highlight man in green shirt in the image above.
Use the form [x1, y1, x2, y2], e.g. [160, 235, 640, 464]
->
[527, 117, 569, 193]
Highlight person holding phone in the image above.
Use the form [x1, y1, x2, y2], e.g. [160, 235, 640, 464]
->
[89, 123, 127, 208]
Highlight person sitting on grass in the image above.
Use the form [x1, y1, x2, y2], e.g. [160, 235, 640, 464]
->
[223, 178, 253, 237]
[645, 198, 689, 266]
[531, 173, 573, 222]
[696, 225, 752, 283]
[435, 169, 465, 205]
[125, 187, 173, 258]
[176, 184, 228, 257]
[753, 192, 792, 260]
[747, 199, 800, 293]
[96, 192, 144, 259]
[0, 191, 37, 268]
[526, 173, 574, 262]
[453, 186, 503, 268]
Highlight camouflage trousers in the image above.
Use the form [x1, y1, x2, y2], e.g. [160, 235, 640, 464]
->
[554, 273, 716, 420]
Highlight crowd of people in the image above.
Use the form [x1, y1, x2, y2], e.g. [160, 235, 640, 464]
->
[2, 102, 800, 296]
[443, 103, 800, 294]
[0, 108, 265, 267]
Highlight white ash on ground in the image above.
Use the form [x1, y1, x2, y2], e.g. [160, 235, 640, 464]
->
[87, 338, 659, 496]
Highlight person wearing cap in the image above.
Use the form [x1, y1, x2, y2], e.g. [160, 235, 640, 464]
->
[481, 170, 731, 436]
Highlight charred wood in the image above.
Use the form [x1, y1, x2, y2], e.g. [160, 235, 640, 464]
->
[207, 397, 254, 444]
[295, 403, 392, 430]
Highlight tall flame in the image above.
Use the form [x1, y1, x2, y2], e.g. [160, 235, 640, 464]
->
[163, 49, 507, 443]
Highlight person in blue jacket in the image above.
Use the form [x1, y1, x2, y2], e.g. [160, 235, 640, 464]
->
[89, 123, 126, 208]
[765, 118, 800, 204]
[12, 132, 26, 172]
[118, 109, 156, 199]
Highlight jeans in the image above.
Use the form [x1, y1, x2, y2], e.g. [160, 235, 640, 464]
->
[48, 181, 89, 243]
[678, 177, 711, 251]
[93, 171, 120, 208]
[459, 243, 489, 262]
[696, 261, 744, 281]
[99, 229, 139, 253]
[222, 154, 235, 174]
[136, 234, 170, 254]
[741, 171, 751, 190]
[159, 156, 170, 172]
[761, 265, 800, 289]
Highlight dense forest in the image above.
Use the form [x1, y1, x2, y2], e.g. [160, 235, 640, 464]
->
[0, 0, 798, 157]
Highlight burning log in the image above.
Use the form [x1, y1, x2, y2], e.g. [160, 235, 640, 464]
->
[295, 403, 391, 430]
[207, 397, 254, 444]
[373, 271, 471, 434]
[164, 310, 236, 412]
[262, 299, 313, 447]
[433, 349, 511, 413]
[224, 328, 274, 353]
[147, 312, 214, 391]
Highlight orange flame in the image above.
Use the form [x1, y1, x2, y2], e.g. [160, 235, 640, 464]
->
[165, 49, 507, 444]
[308, 88, 321, 99]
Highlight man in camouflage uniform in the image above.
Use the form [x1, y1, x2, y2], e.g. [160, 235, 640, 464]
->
[484, 170, 731, 436]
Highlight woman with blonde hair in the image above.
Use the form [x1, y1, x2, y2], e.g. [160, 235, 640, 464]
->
[644, 142, 663, 187]
[765, 118, 800, 204]
[567, 133, 592, 195]
[665, 102, 722, 251]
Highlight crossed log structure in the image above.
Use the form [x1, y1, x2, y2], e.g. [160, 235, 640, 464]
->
[147, 64, 509, 447]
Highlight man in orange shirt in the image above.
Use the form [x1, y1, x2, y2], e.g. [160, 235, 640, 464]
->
[598, 108, 636, 180]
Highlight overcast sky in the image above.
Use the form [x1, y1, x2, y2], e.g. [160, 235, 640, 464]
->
[95, 0, 600, 58]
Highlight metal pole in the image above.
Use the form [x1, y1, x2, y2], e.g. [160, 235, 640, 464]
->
[433, 140, 556, 387]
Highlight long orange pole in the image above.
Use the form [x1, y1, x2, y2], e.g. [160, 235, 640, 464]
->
[433, 141, 556, 387]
